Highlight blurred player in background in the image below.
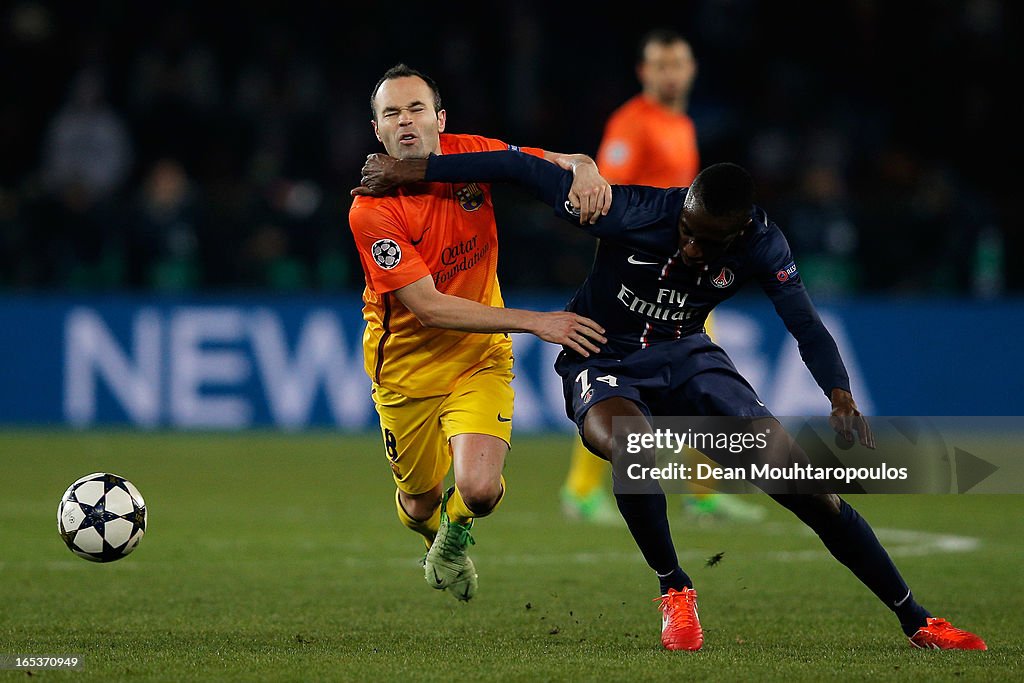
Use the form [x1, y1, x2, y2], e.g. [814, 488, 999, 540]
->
[561, 28, 764, 524]
[348, 64, 609, 601]
[597, 28, 699, 187]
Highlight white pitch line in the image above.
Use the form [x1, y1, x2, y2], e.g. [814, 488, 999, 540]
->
[420, 524, 981, 567]
[875, 527, 981, 556]
[768, 527, 980, 562]
[11, 525, 978, 572]
[492, 526, 981, 567]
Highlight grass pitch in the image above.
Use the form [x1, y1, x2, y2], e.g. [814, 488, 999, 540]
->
[1, 430, 1021, 681]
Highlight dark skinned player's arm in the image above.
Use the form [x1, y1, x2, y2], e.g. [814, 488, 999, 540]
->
[359, 149, 684, 244]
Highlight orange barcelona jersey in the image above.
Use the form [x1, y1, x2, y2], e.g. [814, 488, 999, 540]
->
[349, 133, 544, 398]
[596, 94, 699, 187]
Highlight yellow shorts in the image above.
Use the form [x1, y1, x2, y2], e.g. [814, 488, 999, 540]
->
[372, 357, 515, 495]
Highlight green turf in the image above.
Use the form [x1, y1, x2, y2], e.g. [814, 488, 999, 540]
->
[1, 431, 1021, 681]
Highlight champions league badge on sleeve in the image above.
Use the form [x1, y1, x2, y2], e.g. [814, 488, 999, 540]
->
[371, 239, 402, 269]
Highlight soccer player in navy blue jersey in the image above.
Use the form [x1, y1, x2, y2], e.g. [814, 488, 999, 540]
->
[351, 150, 986, 652]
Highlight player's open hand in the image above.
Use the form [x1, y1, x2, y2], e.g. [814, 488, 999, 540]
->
[530, 311, 607, 357]
[351, 154, 427, 197]
[556, 154, 612, 225]
[829, 388, 875, 449]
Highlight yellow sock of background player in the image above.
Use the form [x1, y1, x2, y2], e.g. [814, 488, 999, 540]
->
[565, 438, 606, 499]
[560, 437, 619, 524]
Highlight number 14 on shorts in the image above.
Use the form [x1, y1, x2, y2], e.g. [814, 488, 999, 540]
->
[576, 369, 618, 398]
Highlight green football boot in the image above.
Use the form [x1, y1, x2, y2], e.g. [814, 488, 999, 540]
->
[424, 487, 478, 600]
[446, 556, 478, 602]
[560, 484, 621, 526]
[683, 494, 766, 523]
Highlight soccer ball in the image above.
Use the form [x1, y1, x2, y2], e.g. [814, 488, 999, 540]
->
[57, 472, 147, 562]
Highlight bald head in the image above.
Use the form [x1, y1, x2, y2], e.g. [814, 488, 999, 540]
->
[686, 163, 754, 221]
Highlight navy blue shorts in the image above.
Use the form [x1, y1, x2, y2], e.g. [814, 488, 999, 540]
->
[554, 333, 772, 449]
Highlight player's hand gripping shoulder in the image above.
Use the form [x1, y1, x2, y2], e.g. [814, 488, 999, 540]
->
[350, 154, 427, 196]
[829, 388, 876, 449]
[548, 153, 612, 225]
[528, 311, 607, 358]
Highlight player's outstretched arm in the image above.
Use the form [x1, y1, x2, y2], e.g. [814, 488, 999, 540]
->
[771, 291, 874, 449]
[352, 150, 586, 219]
[394, 276, 606, 358]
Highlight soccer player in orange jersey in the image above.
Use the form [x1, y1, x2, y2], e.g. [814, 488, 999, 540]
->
[562, 30, 765, 524]
[595, 28, 699, 188]
[348, 64, 611, 600]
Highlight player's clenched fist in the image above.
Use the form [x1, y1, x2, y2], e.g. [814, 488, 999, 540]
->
[527, 312, 607, 357]
[553, 153, 613, 225]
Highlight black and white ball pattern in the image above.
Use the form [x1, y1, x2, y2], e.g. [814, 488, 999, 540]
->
[371, 238, 402, 269]
[57, 472, 147, 563]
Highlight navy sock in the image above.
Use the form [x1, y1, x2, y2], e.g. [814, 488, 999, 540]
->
[772, 495, 930, 635]
[657, 566, 693, 595]
[892, 589, 931, 636]
[614, 492, 688, 593]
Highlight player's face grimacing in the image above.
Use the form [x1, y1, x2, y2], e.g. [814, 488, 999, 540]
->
[677, 207, 750, 267]
[372, 76, 446, 160]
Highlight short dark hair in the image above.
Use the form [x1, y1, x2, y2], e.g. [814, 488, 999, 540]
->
[636, 28, 688, 63]
[689, 163, 754, 218]
[369, 63, 443, 121]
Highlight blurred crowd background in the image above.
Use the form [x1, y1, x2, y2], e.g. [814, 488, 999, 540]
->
[0, 1, 1019, 298]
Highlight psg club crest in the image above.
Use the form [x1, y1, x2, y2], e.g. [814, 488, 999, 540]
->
[711, 267, 735, 289]
[455, 183, 484, 211]
[371, 239, 402, 269]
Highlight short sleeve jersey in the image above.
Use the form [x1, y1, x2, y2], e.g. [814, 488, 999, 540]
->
[596, 95, 699, 188]
[348, 133, 544, 397]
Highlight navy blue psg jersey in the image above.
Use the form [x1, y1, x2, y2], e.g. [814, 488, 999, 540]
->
[565, 187, 799, 353]
[424, 150, 850, 396]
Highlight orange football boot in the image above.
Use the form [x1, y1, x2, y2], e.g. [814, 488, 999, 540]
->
[656, 587, 704, 651]
[909, 617, 987, 650]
